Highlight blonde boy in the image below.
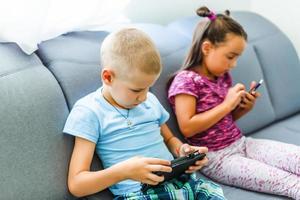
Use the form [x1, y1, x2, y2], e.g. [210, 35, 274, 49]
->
[63, 28, 225, 199]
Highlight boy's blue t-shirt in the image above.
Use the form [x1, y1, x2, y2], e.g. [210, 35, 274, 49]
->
[63, 88, 174, 195]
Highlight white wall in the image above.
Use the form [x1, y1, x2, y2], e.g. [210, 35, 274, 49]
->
[250, 0, 300, 57]
[124, 0, 251, 24]
[123, 0, 300, 57]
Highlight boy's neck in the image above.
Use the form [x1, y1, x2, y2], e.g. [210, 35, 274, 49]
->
[101, 87, 126, 109]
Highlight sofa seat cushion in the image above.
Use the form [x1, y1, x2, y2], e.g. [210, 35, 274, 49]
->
[196, 173, 289, 200]
[251, 112, 300, 146]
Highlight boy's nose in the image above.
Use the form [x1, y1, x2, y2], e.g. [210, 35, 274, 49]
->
[137, 93, 147, 103]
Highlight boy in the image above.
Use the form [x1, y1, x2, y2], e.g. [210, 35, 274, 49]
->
[63, 28, 226, 199]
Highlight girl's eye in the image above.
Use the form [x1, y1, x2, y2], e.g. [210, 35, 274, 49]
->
[227, 56, 234, 60]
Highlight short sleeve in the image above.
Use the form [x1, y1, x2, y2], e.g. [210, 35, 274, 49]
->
[147, 93, 170, 125]
[168, 71, 199, 105]
[63, 105, 100, 143]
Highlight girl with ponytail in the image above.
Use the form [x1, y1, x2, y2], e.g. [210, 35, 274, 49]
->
[168, 6, 300, 199]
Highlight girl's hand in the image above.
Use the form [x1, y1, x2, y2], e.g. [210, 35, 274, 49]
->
[224, 83, 246, 111]
[239, 81, 261, 112]
[118, 156, 172, 185]
[178, 144, 208, 173]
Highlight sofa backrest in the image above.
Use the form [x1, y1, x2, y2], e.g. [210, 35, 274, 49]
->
[0, 43, 72, 199]
[37, 31, 113, 199]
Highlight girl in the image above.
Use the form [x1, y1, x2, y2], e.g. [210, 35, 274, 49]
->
[168, 6, 300, 199]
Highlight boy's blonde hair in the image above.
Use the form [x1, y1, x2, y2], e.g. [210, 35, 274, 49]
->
[100, 28, 162, 79]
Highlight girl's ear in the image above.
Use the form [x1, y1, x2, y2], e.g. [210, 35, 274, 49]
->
[201, 41, 213, 56]
[101, 68, 114, 85]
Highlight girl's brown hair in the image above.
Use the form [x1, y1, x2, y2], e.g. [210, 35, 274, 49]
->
[167, 6, 247, 88]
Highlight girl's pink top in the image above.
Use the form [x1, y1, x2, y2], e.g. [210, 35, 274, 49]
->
[168, 70, 242, 151]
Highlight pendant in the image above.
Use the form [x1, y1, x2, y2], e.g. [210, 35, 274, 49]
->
[127, 119, 132, 127]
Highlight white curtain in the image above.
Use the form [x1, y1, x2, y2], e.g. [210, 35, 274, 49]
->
[0, 0, 131, 54]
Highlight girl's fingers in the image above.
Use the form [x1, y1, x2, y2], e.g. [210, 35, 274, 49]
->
[254, 91, 261, 98]
[245, 92, 255, 101]
[234, 83, 246, 91]
[250, 81, 257, 90]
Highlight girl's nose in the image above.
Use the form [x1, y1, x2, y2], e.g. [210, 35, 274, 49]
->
[230, 60, 237, 69]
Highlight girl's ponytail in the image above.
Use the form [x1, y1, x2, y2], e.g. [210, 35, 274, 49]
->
[197, 6, 217, 21]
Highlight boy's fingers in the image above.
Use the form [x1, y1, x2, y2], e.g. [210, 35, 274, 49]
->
[146, 158, 171, 166]
[148, 172, 165, 183]
[181, 143, 192, 153]
[143, 178, 160, 185]
[150, 164, 172, 173]
[185, 165, 202, 173]
[197, 146, 208, 153]
[195, 157, 208, 166]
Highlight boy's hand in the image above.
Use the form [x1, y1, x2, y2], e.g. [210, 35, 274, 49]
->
[118, 156, 172, 185]
[178, 144, 208, 173]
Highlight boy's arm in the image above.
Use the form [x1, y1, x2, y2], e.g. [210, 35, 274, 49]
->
[69, 137, 172, 197]
[160, 123, 209, 173]
[68, 137, 125, 197]
[161, 123, 183, 157]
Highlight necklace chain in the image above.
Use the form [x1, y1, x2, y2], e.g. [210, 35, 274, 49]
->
[102, 93, 132, 127]
[110, 104, 129, 119]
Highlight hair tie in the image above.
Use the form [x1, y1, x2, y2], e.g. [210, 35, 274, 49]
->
[208, 11, 217, 21]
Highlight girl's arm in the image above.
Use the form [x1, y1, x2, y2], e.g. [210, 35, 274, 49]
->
[68, 137, 172, 197]
[174, 83, 245, 138]
[174, 94, 231, 138]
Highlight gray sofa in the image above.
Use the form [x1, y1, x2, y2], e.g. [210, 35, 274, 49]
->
[1, 11, 299, 200]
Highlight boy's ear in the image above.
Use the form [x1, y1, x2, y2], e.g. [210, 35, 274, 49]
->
[101, 68, 115, 85]
[201, 41, 213, 56]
